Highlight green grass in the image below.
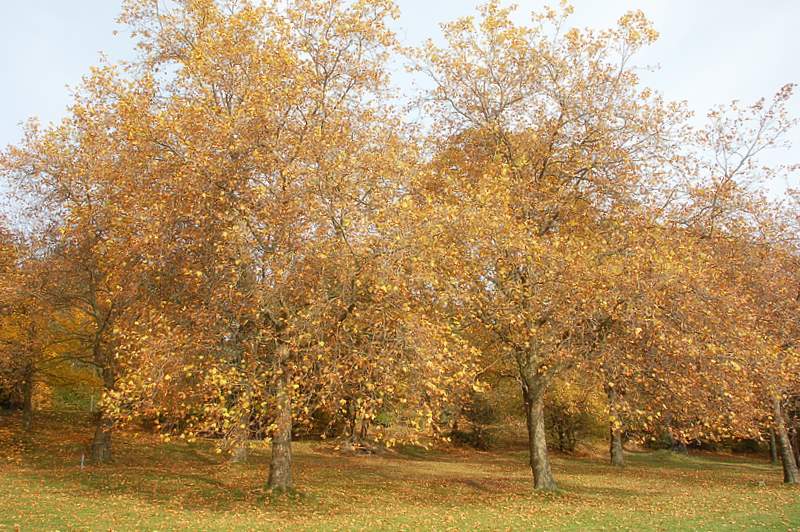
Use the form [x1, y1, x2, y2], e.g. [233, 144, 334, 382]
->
[1, 411, 799, 531]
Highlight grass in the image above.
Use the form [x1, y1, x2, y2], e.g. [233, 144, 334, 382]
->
[1, 411, 799, 531]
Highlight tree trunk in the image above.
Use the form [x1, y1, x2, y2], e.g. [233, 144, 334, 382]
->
[21, 364, 33, 432]
[610, 427, 624, 466]
[90, 365, 114, 463]
[770, 428, 779, 465]
[268, 362, 293, 492]
[606, 386, 624, 467]
[521, 378, 557, 491]
[346, 398, 358, 443]
[792, 426, 800, 468]
[90, 412, 113, 463]
[229, 407, 250, 463]
[773, 395, 799, 484]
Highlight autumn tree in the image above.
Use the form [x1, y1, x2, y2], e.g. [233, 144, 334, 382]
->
[31, 0, 479, 493]
[408, 2, 692, 490]
[667, 85, 800, 482]
[1, 70, 153, 461]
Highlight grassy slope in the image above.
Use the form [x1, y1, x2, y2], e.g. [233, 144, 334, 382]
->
[1, 411, 799, 531]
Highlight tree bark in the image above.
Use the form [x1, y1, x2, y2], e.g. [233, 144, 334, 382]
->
[231, 444, 249, 463]
[773, 395, 799, 484]
[268, 359, 293, 492]
[229, 406, 250, 463]
[90, 412, 113, 463]
[769, 428, 779, 464]
[21, 364, 33, 432]
[90, 365, 114, 463]
[345, 400, 370, 446]
[521, 378, 557, 491]
[346, 398, 358, 443]
[606, 386, 624, 467]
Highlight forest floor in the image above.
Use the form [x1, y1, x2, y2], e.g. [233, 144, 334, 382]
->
[1, 411, 799, 531]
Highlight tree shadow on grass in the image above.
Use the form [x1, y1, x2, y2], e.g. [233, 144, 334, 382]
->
[2, 410, 786, 519]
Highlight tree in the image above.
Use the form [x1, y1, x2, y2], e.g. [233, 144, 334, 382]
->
[41, 0, 477, 493]
[409, 2, 687, 490]
[672, 85, 800, 482]
[1, 65, 152, 462]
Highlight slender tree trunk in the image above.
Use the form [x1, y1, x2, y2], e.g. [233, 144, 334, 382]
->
[521, 378, 557, 491]
[229, 405, 250, 463]
[268, 355, 293, 492]
[21, 364, 33, 432]
[230, 421, 249, 464]
[773, 395, 799, 484]
[770, 428, 779, 465]
[90, 412, 113, 463]
[606, 386, 624, 467]
[609, 426, 624, 466]
[90, 365, 114, 463]
[346, 398, 358, 444]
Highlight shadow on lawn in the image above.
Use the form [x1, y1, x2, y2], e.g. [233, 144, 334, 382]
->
[0, 409, 784, 517]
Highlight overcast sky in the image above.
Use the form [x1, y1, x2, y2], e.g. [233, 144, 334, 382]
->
[2, 0, 799, 195]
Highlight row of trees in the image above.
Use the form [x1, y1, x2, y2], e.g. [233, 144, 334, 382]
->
[1, 0, 799, 492]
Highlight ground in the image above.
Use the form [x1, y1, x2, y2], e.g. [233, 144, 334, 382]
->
[1, 411, 799, 531]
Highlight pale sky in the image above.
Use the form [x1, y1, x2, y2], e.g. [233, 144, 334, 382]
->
[2, 1, 799, 195]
